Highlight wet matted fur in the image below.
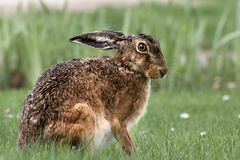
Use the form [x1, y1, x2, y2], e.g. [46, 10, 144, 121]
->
[19, 30, 168, 155]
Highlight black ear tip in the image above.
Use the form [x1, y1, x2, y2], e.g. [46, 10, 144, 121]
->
[69, 35, 84, 43]
[69, 36, 81, 42]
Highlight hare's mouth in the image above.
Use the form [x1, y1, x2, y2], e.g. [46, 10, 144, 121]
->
[145, 66, 167, 79]
[159, 67, 168, 78]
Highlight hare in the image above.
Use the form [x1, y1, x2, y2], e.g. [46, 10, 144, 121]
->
[18, 30, 167, 154]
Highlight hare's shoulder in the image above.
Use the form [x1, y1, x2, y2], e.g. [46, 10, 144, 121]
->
[32, 57, 118, 95]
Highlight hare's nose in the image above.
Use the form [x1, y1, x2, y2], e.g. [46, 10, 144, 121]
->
[159, 68, 168, 78]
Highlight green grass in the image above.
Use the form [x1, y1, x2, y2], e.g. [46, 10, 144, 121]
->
[0, 0, 240, 89]
[0, 89, 240, 159]
[0, 1, 240, 158]
[0, 1, 239, 159]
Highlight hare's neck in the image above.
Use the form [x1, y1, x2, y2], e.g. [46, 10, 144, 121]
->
[113, 57, 146, 79]
[126, 79, 151, 128]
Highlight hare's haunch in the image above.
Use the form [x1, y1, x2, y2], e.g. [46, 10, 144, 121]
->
[19, 30, 167, 155]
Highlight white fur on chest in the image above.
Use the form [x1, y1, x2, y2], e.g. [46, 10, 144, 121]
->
[93, 81, 151, 149]
[93, 115, 114, 150]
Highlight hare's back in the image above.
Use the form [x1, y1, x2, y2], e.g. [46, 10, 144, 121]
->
[29, 57, 117, 108]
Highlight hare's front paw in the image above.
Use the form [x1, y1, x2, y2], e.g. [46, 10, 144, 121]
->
[121, 127, 135, 155]
[122, 134, 135, 155]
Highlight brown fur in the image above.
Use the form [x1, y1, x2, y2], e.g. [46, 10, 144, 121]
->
[19, 30, 167, 154]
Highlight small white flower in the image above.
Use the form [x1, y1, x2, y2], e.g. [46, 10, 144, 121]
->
[4, 108, 11, 114]
[237, 114, 240, 119]
[222, 95, 230, 101]
[4, 108, 13, 119]
[6, 114, 13, 119]
[200, 131, 207, 136]
[180, 112, 190, 119]
[170, 127, 175, 132]
[72, 146, 77, 150]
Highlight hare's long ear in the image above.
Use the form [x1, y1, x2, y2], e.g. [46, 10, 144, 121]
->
[70, 30, 125, 50]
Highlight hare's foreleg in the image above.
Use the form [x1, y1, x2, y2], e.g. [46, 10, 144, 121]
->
[44, 103, 96, 148]
[111, 118, 135, 155]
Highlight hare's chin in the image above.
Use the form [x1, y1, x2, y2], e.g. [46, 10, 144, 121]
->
[150, 75, 161, 79]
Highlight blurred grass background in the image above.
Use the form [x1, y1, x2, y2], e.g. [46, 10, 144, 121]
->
[0, 1, 240, 159]
[0, 0, 239, 90]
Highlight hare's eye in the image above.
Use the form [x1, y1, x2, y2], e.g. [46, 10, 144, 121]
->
[138, 43, 147, 52]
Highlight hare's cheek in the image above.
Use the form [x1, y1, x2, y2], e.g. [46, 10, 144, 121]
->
[135, 56, 145, 66]
[145, 66, 161, 79]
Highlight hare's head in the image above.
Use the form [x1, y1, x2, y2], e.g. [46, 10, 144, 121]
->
[70, 30, 167, 79]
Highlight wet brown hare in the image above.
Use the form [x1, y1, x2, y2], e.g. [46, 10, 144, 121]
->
[19, 30, 167, 155]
